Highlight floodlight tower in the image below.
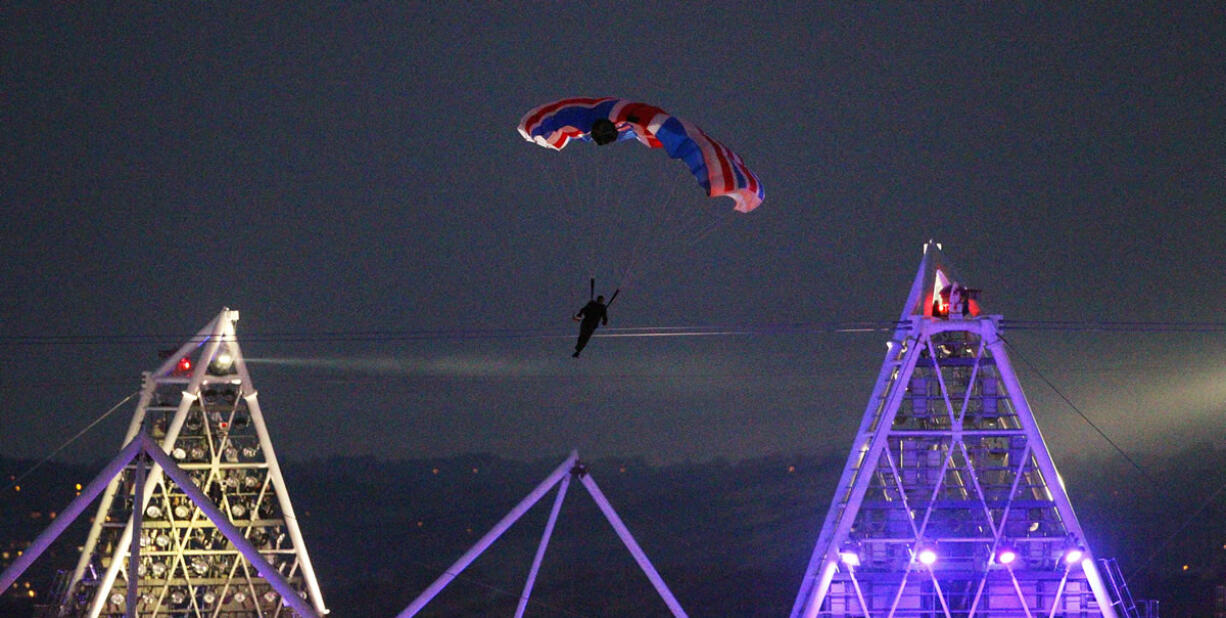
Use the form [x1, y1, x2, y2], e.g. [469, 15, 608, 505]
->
[791, 243, 1120, 618]
[53, 308, 327, 617]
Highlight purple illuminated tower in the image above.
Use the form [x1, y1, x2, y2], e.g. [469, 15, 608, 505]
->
[791, 243, 1122, 617]
[53, 309, 327, 617]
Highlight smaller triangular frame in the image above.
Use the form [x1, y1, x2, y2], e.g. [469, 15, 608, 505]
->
[397, 451, 688, 618]
[0, 432, 320, 617]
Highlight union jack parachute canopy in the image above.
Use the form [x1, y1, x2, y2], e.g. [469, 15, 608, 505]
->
[517, 97, 764, 213]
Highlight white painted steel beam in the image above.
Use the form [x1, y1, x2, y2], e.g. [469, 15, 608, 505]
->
[577, 471, 688, 618]
[398, 452, 579, 618]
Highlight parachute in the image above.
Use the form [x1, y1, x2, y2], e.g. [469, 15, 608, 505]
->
[517, 97, 764, 213]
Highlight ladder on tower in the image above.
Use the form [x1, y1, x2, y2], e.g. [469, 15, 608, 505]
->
[1100, 557, 1147, 618]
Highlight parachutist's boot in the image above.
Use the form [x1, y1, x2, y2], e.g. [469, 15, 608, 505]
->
[572, 350, 580, 358]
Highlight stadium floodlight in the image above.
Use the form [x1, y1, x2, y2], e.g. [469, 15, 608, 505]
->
[191, 557, 209, 576]
[838, 543, 862, 568]
[996, 546, 1018, 565]
[209, 349, 235, 375]
[1063, 546, 1084, 565]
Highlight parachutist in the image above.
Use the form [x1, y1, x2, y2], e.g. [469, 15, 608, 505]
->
[590, 118, 619, 145]
[572, 295, 609, 357]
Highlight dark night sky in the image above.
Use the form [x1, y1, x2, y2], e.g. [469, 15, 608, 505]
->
[2, 3, 1224, 472]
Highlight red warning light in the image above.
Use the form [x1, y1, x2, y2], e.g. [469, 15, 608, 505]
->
[177, 357, 192, 373]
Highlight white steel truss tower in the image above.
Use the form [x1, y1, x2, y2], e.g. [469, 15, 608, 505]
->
[791, 243, 1118, 618]
[55, 308, 327, 617]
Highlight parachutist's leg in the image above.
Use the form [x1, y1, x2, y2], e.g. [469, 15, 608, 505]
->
[574, 326, 595, 356]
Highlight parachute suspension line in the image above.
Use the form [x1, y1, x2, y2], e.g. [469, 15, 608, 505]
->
[553, 152, 602, 273]
[613, 165, 692, 290]
[533, 153, 577, 229]
[615, 203, 668, 290]
[533, 148, 652, 290]
[686, 207, 738, 247]
[626, 200, 735, 288]
[593, 152, 638, 281]
[533, 152, 606, 277]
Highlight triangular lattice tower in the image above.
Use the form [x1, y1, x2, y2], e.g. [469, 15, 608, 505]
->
[57, 308, 327, 617]
[791, 243, 1118, 618]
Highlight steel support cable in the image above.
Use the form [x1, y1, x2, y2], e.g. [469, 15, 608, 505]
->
[1126, 478, 1226, 580]
[1000, 337, 1226, 582]
[2, 390, 138, 494]
[1001, 320, 1226, 333]
[1, 320, 1223, 347]
[1000, 337, 1160, 487]
[0, 321, 907, 346]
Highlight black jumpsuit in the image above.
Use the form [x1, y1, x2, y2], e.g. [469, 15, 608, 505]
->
[573, 300, 608, 357]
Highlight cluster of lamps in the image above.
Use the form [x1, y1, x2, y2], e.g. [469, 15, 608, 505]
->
[202, 387, 239, 404]
[170, 444, 208, 461]
[165, 439, 261, 464]
[168, 347, 235, 379]
[144, 502, 194, 521]
[837, 541, 1086, 570]
[108, 587, 267, 608]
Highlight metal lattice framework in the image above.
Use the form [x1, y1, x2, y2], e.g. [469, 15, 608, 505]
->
[54, 308, 327, 617]
[397, 451, 687, 618]
[791, 243, 1119, 618]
